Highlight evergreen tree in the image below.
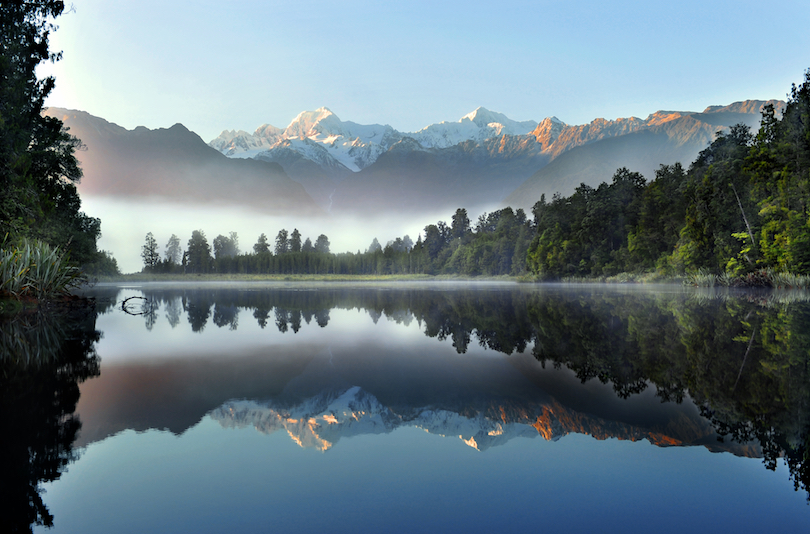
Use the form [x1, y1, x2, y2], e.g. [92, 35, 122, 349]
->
[165, 234, 181, 265]
[253, 233, 270, 254]
[0, 1, 105, 266]
[275, 229, 289, 255]
[141, 232, 160, 272]
[290, 228, 302, 253]
[186, 230, 212, 273]
[314, 234, 330, 254]
[367, 237, 382, 253]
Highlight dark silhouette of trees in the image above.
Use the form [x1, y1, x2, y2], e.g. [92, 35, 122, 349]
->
[141, 232, 159, 271]
[185, 230, 212, 273]
[0, 1, 111, 268]
[253, 233, 270, 254]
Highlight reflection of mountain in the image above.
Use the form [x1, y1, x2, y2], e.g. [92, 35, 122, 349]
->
[211, 385, 754, 455]
[80, 283, 810, 496]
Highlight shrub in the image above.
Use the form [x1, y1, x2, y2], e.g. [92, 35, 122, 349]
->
[0, 237, 85, 300]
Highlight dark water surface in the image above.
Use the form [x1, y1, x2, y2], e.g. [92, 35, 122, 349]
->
[4, 282, 810, 533]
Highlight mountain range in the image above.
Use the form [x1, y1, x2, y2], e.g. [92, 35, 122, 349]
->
[43, 108, 324, 216]
[48, 100, 784, 219]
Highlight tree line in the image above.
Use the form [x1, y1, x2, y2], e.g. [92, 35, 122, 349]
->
[0, 2, 119, 277]
[140, 206, 535, 276]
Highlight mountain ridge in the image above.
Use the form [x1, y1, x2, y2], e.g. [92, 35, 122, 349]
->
[207, 100, 783, 215]
[45, 108, 324, 216]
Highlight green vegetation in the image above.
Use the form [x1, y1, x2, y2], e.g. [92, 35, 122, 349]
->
[0, 237, 84, 300]
[0, 1, 119, 300]
[138, 207, 535, 277]
[527, 69, 810, 284]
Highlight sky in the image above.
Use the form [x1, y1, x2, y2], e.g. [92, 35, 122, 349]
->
[42, 0, 810, 143]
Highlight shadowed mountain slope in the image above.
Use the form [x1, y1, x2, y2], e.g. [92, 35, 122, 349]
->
[44, 108, 324, 216]
[504, 102, 783, 210]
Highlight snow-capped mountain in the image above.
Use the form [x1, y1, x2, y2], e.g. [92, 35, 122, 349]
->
[209, 385, 746, 454]
[209, 107, 402, 172]
[208, 106, 541, 173]
[208, 124, 283, 157]
[202, 100, 784, 215]
[410, 107, 538, 149]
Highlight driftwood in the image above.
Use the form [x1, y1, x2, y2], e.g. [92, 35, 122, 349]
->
[121, 296, 148, 316]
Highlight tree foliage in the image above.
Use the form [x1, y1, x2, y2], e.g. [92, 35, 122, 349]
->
[141, 232, 159, 272]
[0, 1, 110, 268]
[526, 69, 810, 279]
[185, 230, 212, 274]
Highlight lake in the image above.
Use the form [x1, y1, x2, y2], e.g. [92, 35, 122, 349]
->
[3, 281, 810, 533]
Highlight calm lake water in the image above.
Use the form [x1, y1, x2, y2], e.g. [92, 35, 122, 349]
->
[3, 281, 810, 533]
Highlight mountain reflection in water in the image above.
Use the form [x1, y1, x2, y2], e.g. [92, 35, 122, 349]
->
[86, 284, 810, 484]
[6, 282, 810, 533]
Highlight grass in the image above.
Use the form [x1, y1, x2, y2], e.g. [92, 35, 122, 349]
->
[0, 237, 85, 300]
[95, 272, 520, 283]
[684, 268, 810, 289]
[558, 272, 685, 284]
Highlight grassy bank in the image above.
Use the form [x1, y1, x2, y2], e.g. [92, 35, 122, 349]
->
[1, 238, 85, 301]
[94, 273, 521, 283]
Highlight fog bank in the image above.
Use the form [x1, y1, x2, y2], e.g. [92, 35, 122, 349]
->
[81, 196, 489, 274]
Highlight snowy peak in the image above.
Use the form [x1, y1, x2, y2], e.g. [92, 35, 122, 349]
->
[411, 107, 537, 149]
[209, 123, 284, 158]
[210, 107, 402, 173]
[284, 107, 341, 139]
[208, 385, 730, 454]
[255, 123, 283, 139]
[463, 106, 538, 133]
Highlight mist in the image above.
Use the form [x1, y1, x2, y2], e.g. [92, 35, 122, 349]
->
[81, 196, 489, 274]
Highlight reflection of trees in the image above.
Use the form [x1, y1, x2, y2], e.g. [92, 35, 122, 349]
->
[110, 284, 810, 497]
[0, 306, 100, 533]
[142, 298, 159, 331]
[184, 295, 212, 333]
[213, 303, 239, 330]
[525, 289, 810, 500]
[165, 297, 182, 328]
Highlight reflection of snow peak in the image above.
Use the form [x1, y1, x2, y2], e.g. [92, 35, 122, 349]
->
[209, 386, 685, 452]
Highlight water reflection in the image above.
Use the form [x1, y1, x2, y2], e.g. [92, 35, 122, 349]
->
[6, 283, 810, 532]
[0, 305, 100, 534]
[83, 283, 810, 500]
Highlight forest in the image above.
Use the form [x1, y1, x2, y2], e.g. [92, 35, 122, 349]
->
[138, 70, 810, 282]
[1, 1, 119, 303]
[139, 205, 534, 277]
[528, 70, 810, 281]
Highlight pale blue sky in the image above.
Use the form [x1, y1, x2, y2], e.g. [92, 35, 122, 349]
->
[43, 0, 810, 141]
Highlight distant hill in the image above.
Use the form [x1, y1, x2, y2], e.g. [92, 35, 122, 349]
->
[209, 101, 783, 216]
[46, 100, 784, 220]
[44, 108, 324, 216]
[504, 101, 784, 211]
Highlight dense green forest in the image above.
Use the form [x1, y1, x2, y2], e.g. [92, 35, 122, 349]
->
[139, 70, 810, 281]
[529, 70, 810, 280]
[0, 2, 118, 282]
